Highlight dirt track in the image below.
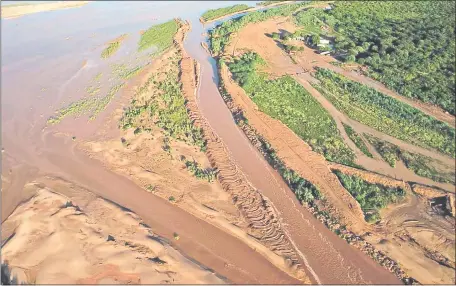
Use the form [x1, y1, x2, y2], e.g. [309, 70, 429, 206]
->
[218, 15, 455, 284]
[224, 17, 455, 192]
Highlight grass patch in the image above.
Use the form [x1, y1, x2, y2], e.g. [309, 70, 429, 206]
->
[365, 134, 455, 185]
[342, 123, 373, 158]
[121, 66, 144, 80]
[86, 85, 101, 96]
[138, 20, 178, 52]
[333, 170, 406, 223]
[313, 68, 455, 158]
[101, 34, 127, 59]
[201, 4, 250, 22]
[119, 56, 206, 151]
[227, 52, 355, 166]
[48, 83, 124, 124]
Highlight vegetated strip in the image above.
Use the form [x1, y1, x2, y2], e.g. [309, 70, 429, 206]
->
[200, 4, 250, 23]
[119, 57, 206, 152]
[47, 83, 124, 124]
[209, 1, 311, 55]
[101, 34, 127, 59]
[293, 1, 455, 115]
[342, 123, 373, 158]
[138, 19, 178, 52]
[214, 56, 417, 284]
[333, 170, 405, 223]
[312, 68, 455, 158]
[365, 134, 455, 185]
[226, 52, 356, 166]
[258, 1, 289, 7]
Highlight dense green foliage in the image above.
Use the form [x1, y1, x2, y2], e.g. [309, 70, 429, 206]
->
[334, 170, 405, 222]
[365, 134, 455, 185]
[201, 4, 250, 22]
[101, 34, 127, 59]
[228, 52, 356, 166]
[257, 1, 287, 6]
[119, 63, 206, 151]
[313, 68, 455, 157]
[184, 160, 217, 182]
[342, 123, 373, 158]
[138, 20, 178, 52]
[209, 2, 310, 55]
[296, 2, 456, 114]
[293, 8, 334, 36]
[48, 83, 124, 124]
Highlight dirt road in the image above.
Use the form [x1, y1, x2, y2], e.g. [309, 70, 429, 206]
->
[223, 17, 455, 192]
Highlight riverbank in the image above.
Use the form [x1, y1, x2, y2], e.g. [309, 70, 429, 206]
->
[1, 178, 226, 284]
[210, 11, 455, 284]
[1, 1, 89, 19]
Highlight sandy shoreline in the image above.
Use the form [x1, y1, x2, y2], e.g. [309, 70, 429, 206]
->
[1, 1, 89, 19]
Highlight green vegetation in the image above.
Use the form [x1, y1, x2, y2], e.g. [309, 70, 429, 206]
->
[47, 83, 124, 124]
[334, 170, 406, 223]
[168, 196, 176, 202]
[260, 136, 321, 203]
[122, 66, 144, 80]
[342, 123, 373, 158]
[138, 20, 178, 52]
[365, 134, 455, 185]
[217, 60, 321, 203]
[293, 8, 334, 36]
[146, 185, 156, 192]
[227, 52, 355, 166]
[313, 68, 455, 157]
[89, 84, 124, 120]
[94, 72, 103, 82]
[101, 34, 127, 59]
[201, 4, 250, 22]
[86, 84, 101, 96]
[295, 2, 456, 114]
[209, 1, 310, 55]
[119, 59, 206, 151]
[258, 1, 287, 6]
[184, 160, 217, 183]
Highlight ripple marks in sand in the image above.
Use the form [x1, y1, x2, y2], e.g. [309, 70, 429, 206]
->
[174, 31, 307, 281]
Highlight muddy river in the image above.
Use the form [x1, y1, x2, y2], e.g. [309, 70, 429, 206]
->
[2, 2, 399, 284]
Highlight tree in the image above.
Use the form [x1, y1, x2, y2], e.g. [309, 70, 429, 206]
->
[346, 55, 356, 62]
[310, 34, 321, 46]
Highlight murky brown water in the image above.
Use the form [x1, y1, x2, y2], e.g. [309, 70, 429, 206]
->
[2, 2, 400, 284]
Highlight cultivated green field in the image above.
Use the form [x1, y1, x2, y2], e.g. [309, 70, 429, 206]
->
[313, 68, 455, 158]
[227, 52, 356, 166]
[293, 1, 456, 114]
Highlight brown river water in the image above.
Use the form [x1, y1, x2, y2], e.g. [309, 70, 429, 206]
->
[2, 2, 399, 284]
